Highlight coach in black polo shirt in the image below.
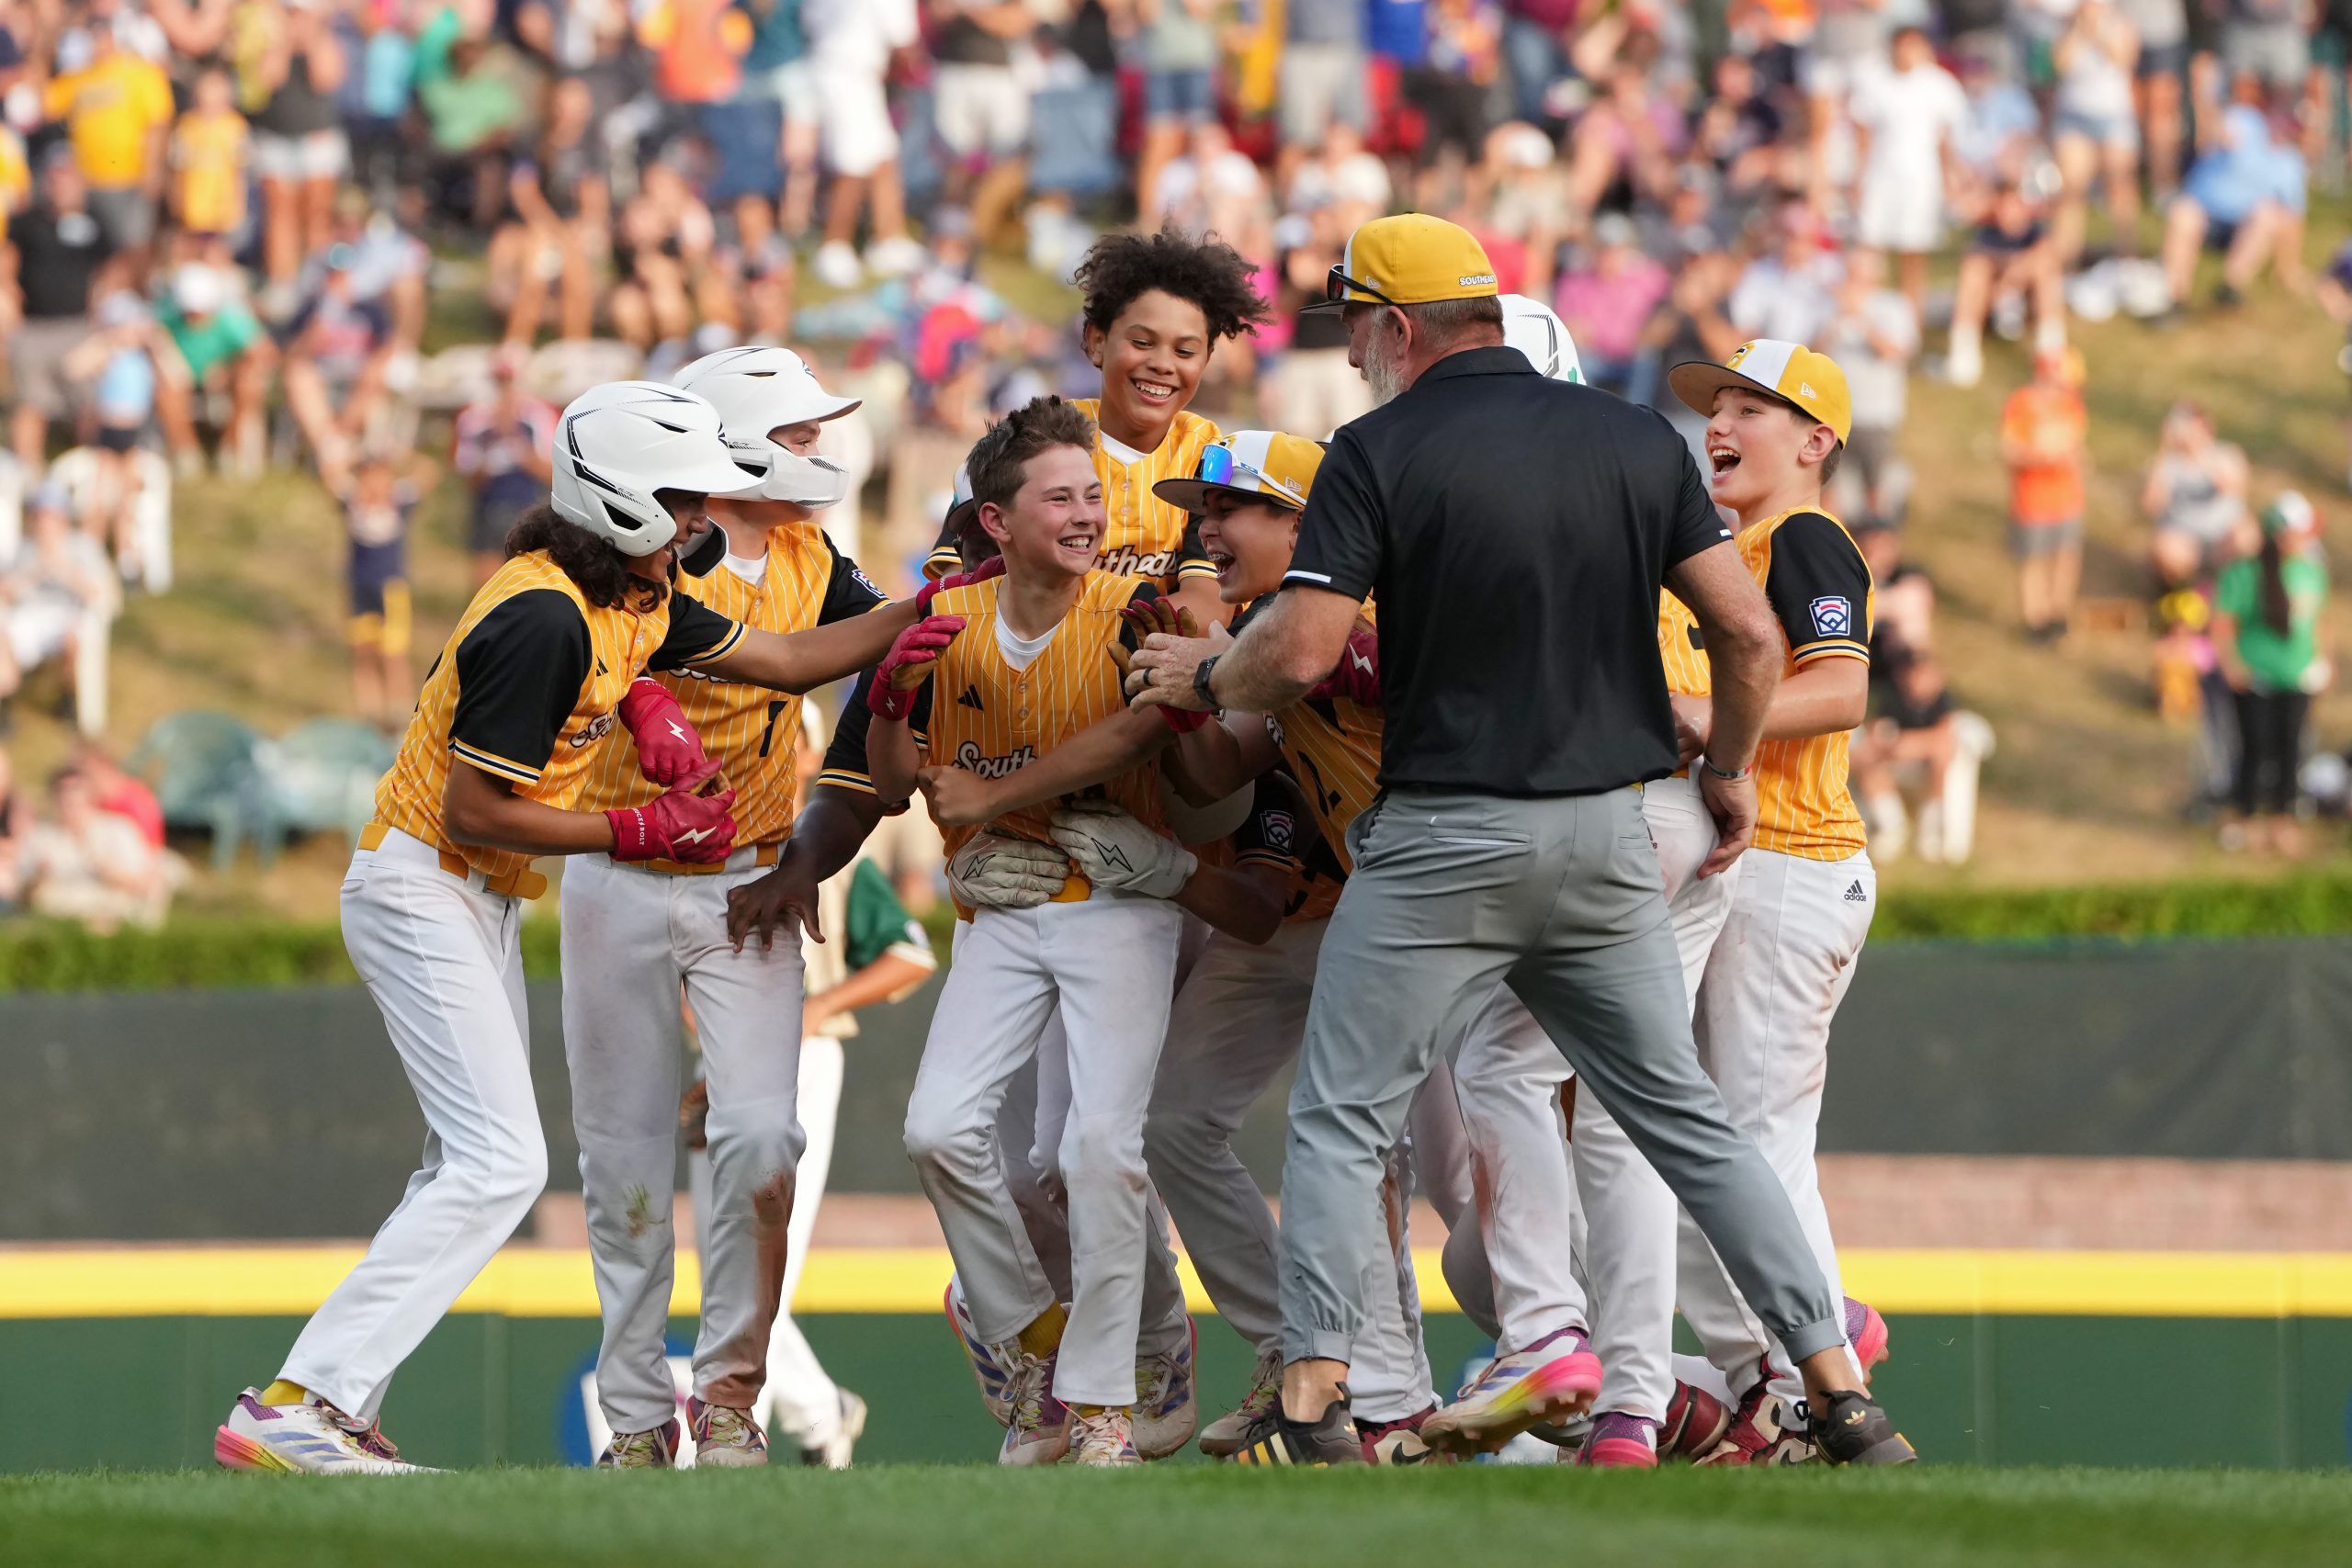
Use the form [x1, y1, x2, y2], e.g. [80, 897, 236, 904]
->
[1125, 214, 1912, 1467]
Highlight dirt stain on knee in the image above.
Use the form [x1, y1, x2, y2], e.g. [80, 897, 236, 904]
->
[624, 1183, 658, 1239]
[752, 1170, 795, 1229]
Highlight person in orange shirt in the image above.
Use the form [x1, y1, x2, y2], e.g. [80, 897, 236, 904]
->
[2001, 345, 2090, 640]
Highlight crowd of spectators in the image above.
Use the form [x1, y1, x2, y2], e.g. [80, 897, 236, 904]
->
[0, 0, 2340, 908]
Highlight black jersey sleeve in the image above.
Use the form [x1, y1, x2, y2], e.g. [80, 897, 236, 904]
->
[1175, 512, 1217, 581]
[922, 513, 962, 581]
[649, 588, 748, 671]
[815, 671, 881, 796]
[820, 537, 891, 623]
[448, 589, 592, 785]
[1763, 512, 1872, 664]
[1284, 428, 1383, 600]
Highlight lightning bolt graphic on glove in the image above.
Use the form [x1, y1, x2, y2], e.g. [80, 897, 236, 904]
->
[675, 828, 715, 846]
[1091, 837, 1136, 874]
[1349, 649, 1374, 673]
[667, 719, 691, 742]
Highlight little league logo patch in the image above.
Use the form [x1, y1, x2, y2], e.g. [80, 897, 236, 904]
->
[1261, 809, 1296, 852]
[1810, 595, 1853, 639]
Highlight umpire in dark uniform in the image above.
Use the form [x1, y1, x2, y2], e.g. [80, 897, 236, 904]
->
[1125, 214, 1913, 1467]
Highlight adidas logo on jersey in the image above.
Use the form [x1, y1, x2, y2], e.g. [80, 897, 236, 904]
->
[1843, 881, 1868, 903]
[952, 739, 1037, 781]
[957, 684, 985, 711]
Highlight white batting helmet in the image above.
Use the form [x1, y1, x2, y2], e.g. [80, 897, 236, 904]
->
[672, 345, 859, 509]
[549, 381, 759, 559]
[1499, 294, 1584, 383]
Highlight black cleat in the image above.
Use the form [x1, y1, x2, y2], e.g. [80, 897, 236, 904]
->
[1229, 1383, 1368, 1467]
[1804, 1388, 1917, 1466]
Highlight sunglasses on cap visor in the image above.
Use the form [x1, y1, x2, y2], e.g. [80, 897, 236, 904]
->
[1324, 265, 1400, 308]
[1193, 443, 1306, 509]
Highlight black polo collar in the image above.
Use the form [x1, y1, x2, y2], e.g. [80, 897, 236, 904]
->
[1414, 345, 1540, 386]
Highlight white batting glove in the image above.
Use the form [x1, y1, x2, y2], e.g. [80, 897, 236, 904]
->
[945, 830, 1070, 910]
[1048, 800, 1197, 900]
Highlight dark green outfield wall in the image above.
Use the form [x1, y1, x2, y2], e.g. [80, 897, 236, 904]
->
[8, 1310, 2350, 1472]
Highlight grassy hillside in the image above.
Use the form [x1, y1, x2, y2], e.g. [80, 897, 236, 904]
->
[8, 243, 2346, 922]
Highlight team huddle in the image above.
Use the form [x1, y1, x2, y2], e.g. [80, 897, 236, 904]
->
[211, 218, 1914, 1474]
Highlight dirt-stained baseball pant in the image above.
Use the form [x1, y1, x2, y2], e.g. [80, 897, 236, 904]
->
[1280, 787, 1846, 1374]
[562, 848, 808, 1436]
[1679, 846, 1874, 1402]
[687, 1032, 849, 1446]
[280, 829, 545, 1419]
[1143, 918, 1432, 1422]
[904, 894, 1182, 1406]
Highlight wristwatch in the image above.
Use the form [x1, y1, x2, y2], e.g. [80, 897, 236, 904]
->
[1191, 654, 1222, 711]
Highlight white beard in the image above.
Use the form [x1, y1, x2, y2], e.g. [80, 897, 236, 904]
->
[1363, 335, 1408, 408]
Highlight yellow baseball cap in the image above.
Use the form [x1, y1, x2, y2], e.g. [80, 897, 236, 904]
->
[1668, 340, 1853, 445]
[1306, 213, 1500, 312]
[1153, 431, 1325, 513]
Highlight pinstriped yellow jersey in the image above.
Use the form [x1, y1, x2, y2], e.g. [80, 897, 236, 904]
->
[923, 400, 1221, 588]
[1653, 506, 1875, 860]
[374, 551, 746, 884]
[910, 570, 1168, 917]
[573, 525, 888, 850]
[1237, 598, 1384, 877]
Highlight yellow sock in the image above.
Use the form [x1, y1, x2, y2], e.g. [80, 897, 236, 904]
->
[1016, 1303, 1068, 1358]
[1069, 1404, 1114, 1418]
[259, 1380, 311, 1407]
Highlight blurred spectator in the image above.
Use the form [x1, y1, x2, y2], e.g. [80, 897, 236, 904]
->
[806, 0, 925, 290]
[336, 446, 430, 728]
[283, 243, 397, 476]
[73, 735, 164, 849]
[739, 0, 822, 241]
[2159, 97, 2308, 310]
[2222, 0, 2312, 99]
[1690, 49, 1785, 197]
[1403, 0, 1504, 209]
[2051, 0, 2143, 266]
[452, 349, 558, 583]
[1825, 249, 1919, 531]
[241, 0, 351, 289]
[1499, 0, 1575, 126]
[1638, 248, 1743, 459]
[2122, 0, 2189, 197]
[2142, 400, 2247, 590]
[486, 76, 607, 344]
[1730, 202, 1843, 344]
[930, 1, 1035, 240]
[5, 154, 118, 476]
[2001, 346, 2091, 640]
[610, 157, 720, 351]
[153, 262, 274, 479]
[2214, 492, 2329, 853]
[45, 21, 175, 256]
[0, 747, 24, 911]
[1135, 0, 1225, 225]
[60, 292, 164, 579]
[1266, 203, 1372, 437]
[1278, 0, 1372, 188]
[1562, 46, 1684, 219]
[1950, 39, 2042, 197]
[2, 484, 119, 717]
[1849, 27, 1964, 315]
[1553, 212, 1668, 397]
[1152, 119, 1270, 243]
[24, 761, 170, 930]
[170, 65, 252, 269]
[1947, 178, 2064, 388]
[2318, 234, 2352, 490]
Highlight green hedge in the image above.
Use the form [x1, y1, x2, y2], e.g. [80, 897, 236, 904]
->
[4, 874, 2348, 994]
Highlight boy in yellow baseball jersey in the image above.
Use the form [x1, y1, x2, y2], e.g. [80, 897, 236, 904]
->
[921, 231, 1267, 626]
[562, 350, 955, 1467]
[869, 397, 1185, 1468]
[219, 381, 899, 1474]
[1658, 341, 1883, 1461]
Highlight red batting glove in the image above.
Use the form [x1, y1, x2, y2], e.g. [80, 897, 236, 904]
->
[607, 761, 739, 863]
[1307, 625, 1381, 706]
[913, 555, 1004, 615]
[1155, 706, 1210, 734]
[616, 677, 708, 787]
[867, 614, 965, 722]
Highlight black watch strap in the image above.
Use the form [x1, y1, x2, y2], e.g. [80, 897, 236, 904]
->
[1192, 653, 1222, 710]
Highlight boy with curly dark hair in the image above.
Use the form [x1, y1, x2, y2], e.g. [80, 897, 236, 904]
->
[925, 229, 1268, 628]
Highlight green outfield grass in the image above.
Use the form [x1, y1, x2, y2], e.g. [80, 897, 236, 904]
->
[6, 1466, 2350, 1568]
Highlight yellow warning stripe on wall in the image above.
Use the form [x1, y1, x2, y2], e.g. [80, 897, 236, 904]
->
[6, 1247, 2352, 1320]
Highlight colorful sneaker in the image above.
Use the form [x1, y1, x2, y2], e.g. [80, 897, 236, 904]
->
[1359, 1405, 1445, 1465]
[1658, 1379, 1733, 1461]
[597, 1417, 683, 1470]
[1133, 1319, 1199, 1461]
[1198, 1347, 1283, 1458]
[1419, 1326, 1604, 1457]
[1066, 1405, 1142, 1467]
[688, 1397, 768, 1468]
[1846, 1295, 1891, 1383]
[1696, 1363, 1815, 1468]
[215, 1389, 423, 1474]
[798, 1389, 867, 1470]
[1575, 1411, 1660, 1470]
[998, 1349, 1073, 1466]
[1804, 1388, 1917, 1467]
[1229, 1384, 1367, 1468]
[944, 1279, 1014, 1427]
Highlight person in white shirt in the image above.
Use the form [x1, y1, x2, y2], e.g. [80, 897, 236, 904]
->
[2051, 0, 2143, 265]
[1848, 27, 1965, 313]
[1729, 204, 1847, 346]
[802, 0, 926, 289]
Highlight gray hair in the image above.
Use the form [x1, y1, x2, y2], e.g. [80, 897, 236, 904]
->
[1404, 296, 1505, 348]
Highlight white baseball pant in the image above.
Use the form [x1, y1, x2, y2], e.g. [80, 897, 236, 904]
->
[561, 849, 808, 1435]
[902, 894, 1182, 1407]
[279, 829, 546, 1419]
[1679, 845, 1874, 1402]
[687, 1033, 849, 1447]
[1143, 918, 1433, 1421]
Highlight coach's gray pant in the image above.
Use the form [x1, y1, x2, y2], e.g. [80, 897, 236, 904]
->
[1277, 785, 1845, 1372]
